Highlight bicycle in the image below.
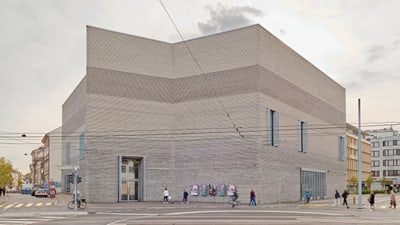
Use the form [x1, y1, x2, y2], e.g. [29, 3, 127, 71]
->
[67, 195, 87, 209]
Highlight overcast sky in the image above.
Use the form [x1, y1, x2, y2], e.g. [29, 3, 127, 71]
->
[1, 0, 400, 174]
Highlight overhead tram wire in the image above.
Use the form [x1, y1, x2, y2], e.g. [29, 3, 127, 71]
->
[159, 0, 244, 139]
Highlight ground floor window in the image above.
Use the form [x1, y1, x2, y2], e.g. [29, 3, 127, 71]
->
[300, 169, 326, 200]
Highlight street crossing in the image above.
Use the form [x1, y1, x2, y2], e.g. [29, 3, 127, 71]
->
[0, 202, 54, 210]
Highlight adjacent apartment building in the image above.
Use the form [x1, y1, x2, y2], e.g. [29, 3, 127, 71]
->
[61, 24, 347, 203]
[346, 123, 371, 191]
[366, 127, 400, 191]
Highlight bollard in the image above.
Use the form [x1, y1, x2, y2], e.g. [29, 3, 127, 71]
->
[353, 196, 356, 205]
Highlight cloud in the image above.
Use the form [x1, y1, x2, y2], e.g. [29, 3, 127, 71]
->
[197, 4, 263, 35]
[365, 45, 387, 63]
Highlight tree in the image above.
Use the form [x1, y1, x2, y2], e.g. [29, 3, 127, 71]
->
[0, 157, 13, 187]
[365, 176, 373, 190]
[349, 176, 358, 193]
[379, 176, 387, 190]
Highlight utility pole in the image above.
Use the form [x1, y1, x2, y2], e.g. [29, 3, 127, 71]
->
[73, 165, 78, 212]
[357, 99, 362, 209]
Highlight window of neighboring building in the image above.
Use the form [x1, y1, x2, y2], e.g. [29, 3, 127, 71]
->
[79, 133, 85, 160]
[65, 142, 70, 164]
[266, 108, 279, 147]
[338, 136, 345, 161]
[372, 160, 380, 167]
[394, 140, 398, 146]
[371, 171, 380, 177]
[299, 121, 308, 153]
[372, 151, 380, 157]
[372, 142, 380, 148]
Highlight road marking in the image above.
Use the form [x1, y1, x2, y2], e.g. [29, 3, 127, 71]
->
[46, 202, 52, 206]
[15, 203, 24, 208]
[3, 204, 14, 210]
[35, 203, 43, 206]
[26, 203, 33, 207]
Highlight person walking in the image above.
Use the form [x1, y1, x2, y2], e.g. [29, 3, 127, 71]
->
[333, 190, 340, 207]
[304, 190, 311, 207]
[249, 190, 256, 206]
[163, 187, 169, 203]
[232, 191, 239, 208]
[342, 189, 349, 208]
[182, 189, 188, 204]
[390, 190, 396, 208]
[368, 191, 375, 209]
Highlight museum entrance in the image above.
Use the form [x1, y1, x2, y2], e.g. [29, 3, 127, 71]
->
[119, 156, 142, 201]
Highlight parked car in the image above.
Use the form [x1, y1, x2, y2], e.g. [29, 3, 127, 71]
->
[34, 188, 48, 197]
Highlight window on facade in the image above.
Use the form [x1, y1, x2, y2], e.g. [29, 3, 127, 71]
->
[338, 136, 345, 161]
[372, 142, 380, 148]
[371, 171, 380, 177]
[65, 142, 70, 164]
[394, 140, 398, 146]
[79, 133, 85, 160]
[299, 121, 308, 153]
[121, 165, 126, 173]
[267, 108, 279, 147]
[372, 151, 380, 157]
[372, 161, 380, 167]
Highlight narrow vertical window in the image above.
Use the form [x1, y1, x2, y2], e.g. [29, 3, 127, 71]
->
[66, 142, 71, 164]
[299, 121, 308, 152]
[267, 108, 279, 147]
[79, 133, 85, 160]
[338, 136, 345, 161]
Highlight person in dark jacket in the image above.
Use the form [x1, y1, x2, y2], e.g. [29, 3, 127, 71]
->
[368, 191, 375, 209]
[342, 189, 349, 208]
[249, 190, 256, 206]
[182, 189, 188, 204]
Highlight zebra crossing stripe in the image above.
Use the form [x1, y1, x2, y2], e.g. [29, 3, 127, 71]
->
[35, 203, 43, 206]
[4, 204, 14, 209]
[46, 202, 52, 206]
[15, 203, 24, 208]
[25, 203, 33, 207]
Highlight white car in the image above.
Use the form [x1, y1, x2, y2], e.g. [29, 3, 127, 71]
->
[34, 188, 48, 197]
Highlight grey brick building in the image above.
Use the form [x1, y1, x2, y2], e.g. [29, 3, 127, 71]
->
[62, 24, 346, 203]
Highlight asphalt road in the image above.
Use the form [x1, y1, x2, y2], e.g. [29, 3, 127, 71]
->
[1, 193, 400, 224]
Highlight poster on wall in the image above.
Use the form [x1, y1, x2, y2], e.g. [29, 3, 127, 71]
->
[199, 184, 207, 196]
[217, 184, 225, 196]
[191, 184, 198, 196]
[227, 184, 236, 196]
[208, 184, 216, 196]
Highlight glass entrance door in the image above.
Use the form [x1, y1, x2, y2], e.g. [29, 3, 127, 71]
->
[119, 157, 141, 201]
[121, 181, 138, 201]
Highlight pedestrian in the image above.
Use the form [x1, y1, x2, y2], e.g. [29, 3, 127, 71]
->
[390, 190, 396, 208]
[2, 187, 5, 197]
[163, 187, 169, 203]
[232, 190, 239, 208]
[342, 189, 349, 208]
[249, 189, 256, 206]
[368, 191, 375, 209]
[304, 190, 311, 207]
[333, 190, 340, 207]
[182, 189, 188, 204]
[0, 187, 2, 197]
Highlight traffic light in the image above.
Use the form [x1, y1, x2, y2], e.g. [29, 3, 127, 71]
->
[77, 176, 82, 184]
[68, 174, 74, 184]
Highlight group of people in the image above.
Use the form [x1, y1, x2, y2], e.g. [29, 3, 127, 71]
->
[333, 189, 349, 208]
[162, 187, 257, 207]
[368, 190, 397, 209]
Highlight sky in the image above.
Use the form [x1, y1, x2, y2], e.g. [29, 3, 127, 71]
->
[1, 0, 400, 174]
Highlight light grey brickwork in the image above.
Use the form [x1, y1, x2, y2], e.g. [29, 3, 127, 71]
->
[62, 24, 346, 203]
